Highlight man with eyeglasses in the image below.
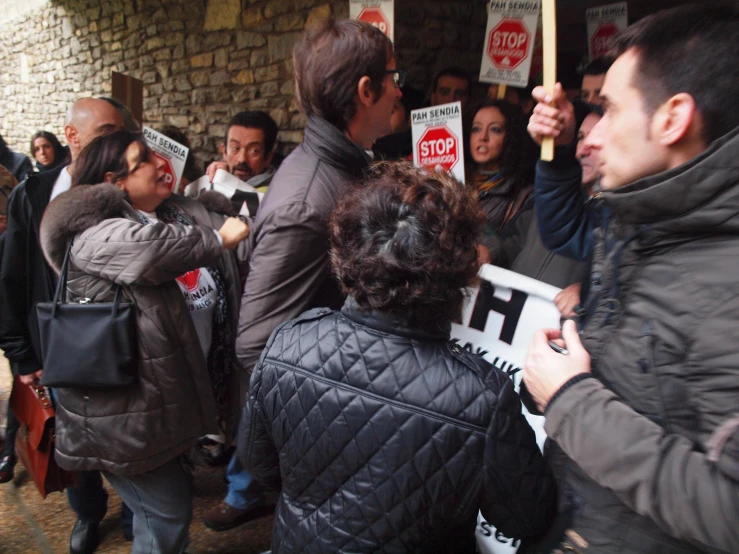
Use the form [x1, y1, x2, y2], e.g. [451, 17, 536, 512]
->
[203, 18, 402, 532]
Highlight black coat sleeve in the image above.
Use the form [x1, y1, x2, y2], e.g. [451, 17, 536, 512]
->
[480, 370, 557, 541]
[237, 354, 282, 490]
[0, 186, 42, 374]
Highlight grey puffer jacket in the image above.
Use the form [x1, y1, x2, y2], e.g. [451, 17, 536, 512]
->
[544, 127, 739, 553]
[238, 298, 556, 554]
[40, 183, 244, 476]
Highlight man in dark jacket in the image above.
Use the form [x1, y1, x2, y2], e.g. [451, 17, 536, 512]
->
[524, 6, 739, 553]
[0, 134, 32, 184]
[203, 18, 402, 531]
[0, 98, 124, 554]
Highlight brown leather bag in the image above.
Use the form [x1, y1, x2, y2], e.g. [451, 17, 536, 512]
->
[9, 376, 75, 498]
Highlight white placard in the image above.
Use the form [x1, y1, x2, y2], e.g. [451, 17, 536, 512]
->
[586, 2, 628, 61]
[410, 101, 465, 183]
[350, 0, 394, 43]
[142, 126, 189, 193]
[451, 265, 561, 554]
[184, 169, 265, 217]
[479, 0, 541, 88]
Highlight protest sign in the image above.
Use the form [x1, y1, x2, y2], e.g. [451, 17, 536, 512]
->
[411, 101, 465, 183]
[451, 264, 561, 554]
[350, 0, 394, 42]
[142, 126, 189, 193]
[184, 168, 264, 217]
[586, 2, 628, 60]
[479, 0, 541, 88]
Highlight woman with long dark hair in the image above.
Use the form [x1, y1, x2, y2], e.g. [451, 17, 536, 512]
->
[39, 129, 251, 553]
[30, 130, 68, 173]
[467, 100, 537, 242]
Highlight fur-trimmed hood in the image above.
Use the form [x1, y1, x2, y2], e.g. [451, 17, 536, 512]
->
[40, 183, 237, 274]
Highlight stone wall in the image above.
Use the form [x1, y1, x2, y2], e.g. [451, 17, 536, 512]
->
[0, 0, 487, 171]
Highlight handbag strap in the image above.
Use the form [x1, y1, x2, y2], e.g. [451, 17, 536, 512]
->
[51, 239, 124, 317]
[51, 241, 73, 315]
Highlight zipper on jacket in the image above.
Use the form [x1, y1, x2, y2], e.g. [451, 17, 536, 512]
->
[640, 320, 672, 432]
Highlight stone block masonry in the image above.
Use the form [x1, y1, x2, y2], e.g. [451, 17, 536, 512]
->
[0, 0, 486, 172]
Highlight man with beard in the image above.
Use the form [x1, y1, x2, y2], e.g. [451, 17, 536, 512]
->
[205, 110, 278, 194]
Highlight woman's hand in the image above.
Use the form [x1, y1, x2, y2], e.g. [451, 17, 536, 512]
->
[218, 217, 250, 250]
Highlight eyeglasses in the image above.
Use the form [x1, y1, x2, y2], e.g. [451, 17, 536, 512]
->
[384, 69, 407, 88]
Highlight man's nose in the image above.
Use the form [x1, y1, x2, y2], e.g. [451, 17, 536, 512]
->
[585, 119, 605, 150]
[237, 147, 249, 163]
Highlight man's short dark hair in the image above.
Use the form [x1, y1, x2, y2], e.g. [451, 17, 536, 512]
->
[583, 57, 613, 76]
[611, 4, 739, 143]
[432, 67, 471, 93]
[225, 111, 278, 154]
[329, 161, 483, 330]
[294, 19, 393, 132]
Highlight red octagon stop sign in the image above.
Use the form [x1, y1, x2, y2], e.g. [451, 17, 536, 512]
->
[153, 152, 177, 191]
[487, 19, 531, 70]
[417, 126, 459, 172]
[357, 7, 391, 37]
[591, 23, 619, 60]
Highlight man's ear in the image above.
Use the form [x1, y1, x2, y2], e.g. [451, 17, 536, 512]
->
[65, 125, 78, 150]
[357, 76, 376, 109]
[656, 93, 699, 146]
[219, 141, 226, 160]
[265, 150, 275, 167]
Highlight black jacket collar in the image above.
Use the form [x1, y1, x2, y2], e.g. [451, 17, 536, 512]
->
[302, 115, 372, 178]
[341, 296, 451, 342]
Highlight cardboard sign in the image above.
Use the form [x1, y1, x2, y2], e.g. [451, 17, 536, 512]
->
[411, 101, 465, 183]
[142, 126, 189, 193]
[184, 169, 265, 217]
[586, 2, 628, 60]
[479, 0, 541, 88]
[350, 0, 394, 42]
[451, 265, 561, 554]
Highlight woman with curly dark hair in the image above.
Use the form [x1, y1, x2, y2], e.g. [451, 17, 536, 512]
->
[238, 161, 556, 554]
[467, 100, 537, 243]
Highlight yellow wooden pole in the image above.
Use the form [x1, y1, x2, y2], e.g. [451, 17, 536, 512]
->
[497, 83, 507, 100]
[541, 0, 557, 161]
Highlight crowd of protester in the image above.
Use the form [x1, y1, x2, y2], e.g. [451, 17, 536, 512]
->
[0, 4, 737, 554]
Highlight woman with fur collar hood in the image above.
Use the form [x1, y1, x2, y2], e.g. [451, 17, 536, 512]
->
[39, 129, 250, 553]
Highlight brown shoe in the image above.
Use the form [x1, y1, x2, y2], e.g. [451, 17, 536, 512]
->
[202, 500, 270, 532]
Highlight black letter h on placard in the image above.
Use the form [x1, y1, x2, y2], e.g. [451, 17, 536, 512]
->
[469, 281, 527, 345]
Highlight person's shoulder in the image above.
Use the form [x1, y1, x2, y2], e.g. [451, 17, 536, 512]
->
[447, 341, 519, 404]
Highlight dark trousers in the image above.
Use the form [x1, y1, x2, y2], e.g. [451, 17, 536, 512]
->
[2, 399, 19, 458]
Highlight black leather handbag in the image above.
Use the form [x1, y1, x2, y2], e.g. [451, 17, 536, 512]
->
[36, 242, 138, 388]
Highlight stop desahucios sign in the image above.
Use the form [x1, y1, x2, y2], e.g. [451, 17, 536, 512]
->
[591, 23, 619, 60]
[357, 7, 391, 37]
[487, 19, 531, 71]
[417, 126, 459, 172]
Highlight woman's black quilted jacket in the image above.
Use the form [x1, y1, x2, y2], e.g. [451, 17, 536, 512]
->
[238, 298, 556, 553]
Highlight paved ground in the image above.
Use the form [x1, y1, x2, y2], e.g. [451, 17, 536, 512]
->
[0, 353, 274, 553]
